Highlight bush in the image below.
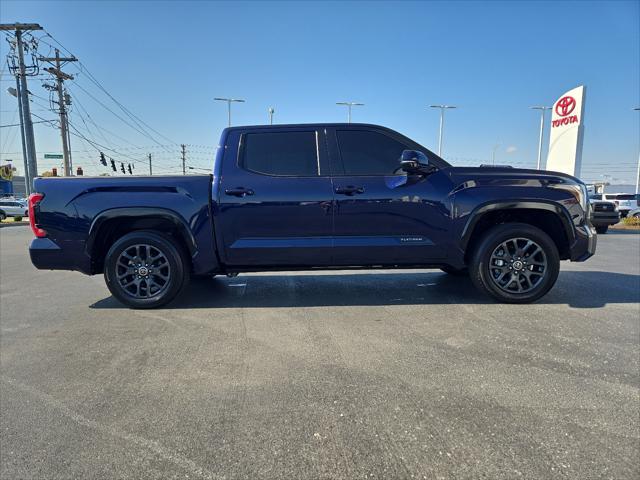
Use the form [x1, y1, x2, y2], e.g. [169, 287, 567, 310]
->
[622, 215, 640, 227]
[14, 215, 23, 222]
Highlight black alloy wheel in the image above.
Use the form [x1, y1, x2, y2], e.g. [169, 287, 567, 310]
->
[487, 237, 547, 294]
[469, 223, 560, 304]
[104, 231, 189, 309]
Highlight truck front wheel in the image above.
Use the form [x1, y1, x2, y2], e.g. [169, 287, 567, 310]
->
[469, 223, 560, 304]
[104, 230, 189, 309]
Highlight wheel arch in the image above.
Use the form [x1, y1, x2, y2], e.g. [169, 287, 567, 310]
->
[86, 207, 197, 274]
[461, 201, 575, 263]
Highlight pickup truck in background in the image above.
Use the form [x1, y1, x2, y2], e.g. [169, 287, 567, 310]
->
[589, 200, 620, 234]
[28, 123, 596, 308]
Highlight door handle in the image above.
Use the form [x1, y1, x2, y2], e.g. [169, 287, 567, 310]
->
[225, 187, 255, 197]
[335, 185, 365, 196]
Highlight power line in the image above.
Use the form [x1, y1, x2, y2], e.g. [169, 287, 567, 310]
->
[40, 30, 178, 146]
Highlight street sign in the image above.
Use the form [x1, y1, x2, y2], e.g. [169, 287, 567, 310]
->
[44, 154, 63, 159]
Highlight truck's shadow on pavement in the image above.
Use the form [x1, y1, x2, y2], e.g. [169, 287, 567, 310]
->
[90, 270, 640, 310]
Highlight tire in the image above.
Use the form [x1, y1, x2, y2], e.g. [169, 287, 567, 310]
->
[595, 225, 608, 234]
[469, 223, 560, 304]
[104, 230, 190, 309]
[24, 211, 29, 217]
[0, 211, 5, 221]
[440, 266, 468, 276]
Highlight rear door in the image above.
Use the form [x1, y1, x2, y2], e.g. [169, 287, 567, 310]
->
[327, 126, 452, 265]
[216, 127, 335, 267]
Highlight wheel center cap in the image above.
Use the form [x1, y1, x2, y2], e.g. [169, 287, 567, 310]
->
[512, 260, 524, 271]
[138, 266, 149, 276]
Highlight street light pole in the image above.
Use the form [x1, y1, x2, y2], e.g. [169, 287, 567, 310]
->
[492, 143, 501, 166]
[634, 107, 640, 194]
[214, 98, 245, 127]
[336, 101, 364, 123]
[268, 107, 274, 125]
[530, 106, 551, 170]
[429, 105, 457, 157]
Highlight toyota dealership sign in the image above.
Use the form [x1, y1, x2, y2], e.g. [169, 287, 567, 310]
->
[546, 85, 586, 177]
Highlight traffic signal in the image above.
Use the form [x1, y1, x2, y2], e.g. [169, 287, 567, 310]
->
[120, 163, 126, 174]
[100, 152, 107, 166]
[110, 159, 116, 171]
[127, 164, 133, 174]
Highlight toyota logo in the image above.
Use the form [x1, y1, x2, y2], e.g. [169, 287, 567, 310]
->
[555, 96, 576, 117]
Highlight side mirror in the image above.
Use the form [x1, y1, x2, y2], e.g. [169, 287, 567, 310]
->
[400, 150, 429, 173]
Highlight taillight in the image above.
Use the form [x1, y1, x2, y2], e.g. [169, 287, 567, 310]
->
[28, 193, 47, 238]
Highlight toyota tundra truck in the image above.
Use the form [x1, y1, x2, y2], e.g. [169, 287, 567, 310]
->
[28, 123, 596, 308]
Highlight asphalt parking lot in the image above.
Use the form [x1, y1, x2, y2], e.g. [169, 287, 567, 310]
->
[1, 225, 638, 479]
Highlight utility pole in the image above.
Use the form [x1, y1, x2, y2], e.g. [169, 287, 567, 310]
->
[429, 105, 457, 157]
[336, 101, 364, 123]
[39, 49, 77, 176]
[268, 107, 275, 125]
[148, 153, 152, 176]
[181, 144, 186, 175]
[1, 23, 43, 190]
[530, 106, 551, 170]
[14, 80, 30, 195]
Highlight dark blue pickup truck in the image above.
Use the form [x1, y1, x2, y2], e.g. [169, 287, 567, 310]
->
[28, 123, 596, 308]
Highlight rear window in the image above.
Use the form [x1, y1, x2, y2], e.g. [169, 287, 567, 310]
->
[614, 194, 637, 200]
[241, 131, 319, 176]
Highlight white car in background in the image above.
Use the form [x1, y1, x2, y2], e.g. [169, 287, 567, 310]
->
[590, 193, 640, 218]
[0, 199, 29, 219]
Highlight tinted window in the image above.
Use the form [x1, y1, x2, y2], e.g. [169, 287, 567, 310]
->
[336, 130, 408, 175]
[589, 194, 602, 200]
[242, 131, 318, 176]
[615, 194, 637, 200]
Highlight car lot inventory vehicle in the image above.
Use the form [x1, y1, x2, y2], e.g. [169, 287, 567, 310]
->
[0, 199, 28, 219]
[589, 200, 620, 234]
[28, 123, 596, 308]
[590, 193, 640, 217]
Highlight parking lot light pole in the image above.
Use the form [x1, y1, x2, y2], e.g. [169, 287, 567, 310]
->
[214, 98, 245, 127]
[429, 105, 457, 157]
[492, 143, 501, 166]
[336, 101, 364, 123]
[268, 107, 275, 125]
[634, 107, 639, 194]
[530, 106, 551, 170]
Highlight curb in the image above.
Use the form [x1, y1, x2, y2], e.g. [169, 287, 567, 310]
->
[0, 222, 29, 229]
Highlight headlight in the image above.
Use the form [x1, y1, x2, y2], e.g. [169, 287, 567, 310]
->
[552, 183, 589, 212]
[578, 183, 589, 212]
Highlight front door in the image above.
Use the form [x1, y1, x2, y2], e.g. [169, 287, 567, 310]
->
[216, 127, 335, 267]
[327, 127, 452, 265]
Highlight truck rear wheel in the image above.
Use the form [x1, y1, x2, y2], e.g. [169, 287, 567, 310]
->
[104, 230, 189, 309]
[469, 223, 559, 304]
[595, 225, 608, 234]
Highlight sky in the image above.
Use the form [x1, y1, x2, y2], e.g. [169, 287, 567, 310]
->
[0, 0, 638, 183]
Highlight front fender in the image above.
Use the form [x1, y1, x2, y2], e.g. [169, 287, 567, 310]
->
[459, 200, 576, 251]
